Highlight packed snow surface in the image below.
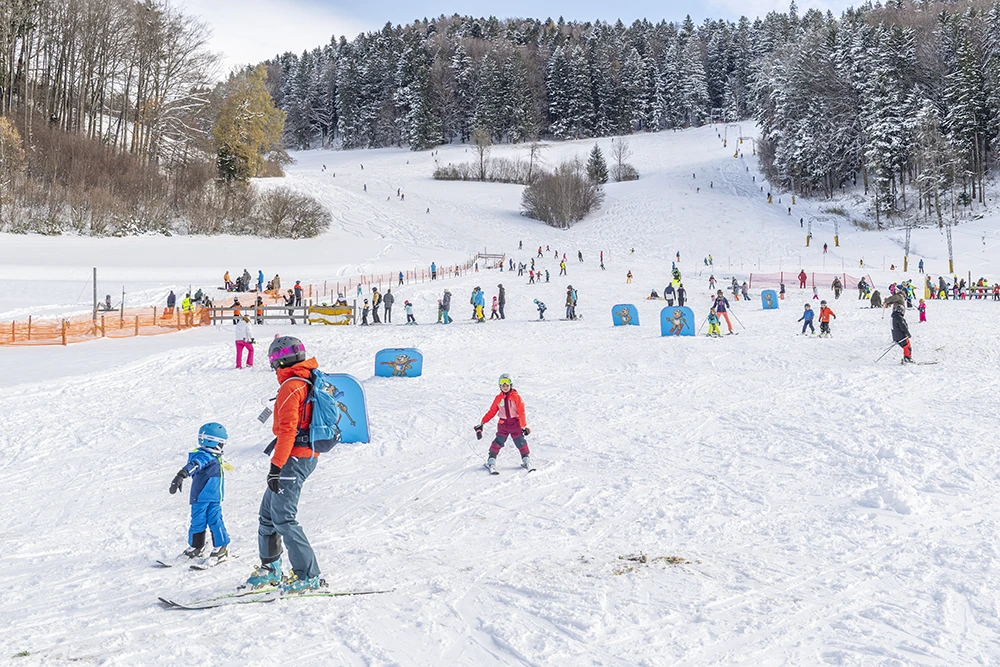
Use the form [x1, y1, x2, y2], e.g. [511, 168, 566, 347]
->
[3, 126, 1000, 665]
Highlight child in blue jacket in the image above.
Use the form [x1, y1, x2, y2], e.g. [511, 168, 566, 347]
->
[169, 423, 231, 563]
[798, 303, 815, 334]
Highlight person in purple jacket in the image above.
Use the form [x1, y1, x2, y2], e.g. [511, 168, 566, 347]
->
[713, 290, 733, 333]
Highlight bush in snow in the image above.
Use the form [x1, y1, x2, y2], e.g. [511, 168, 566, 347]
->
[433, 157, 540, 185]
[521, 160, 604, 229]
[256, 187, 331, 238]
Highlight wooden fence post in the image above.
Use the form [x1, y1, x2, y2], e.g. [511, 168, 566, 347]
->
[27, 316, 31, 341]
[61, 319, 67, 345]
[11, 320, 15, 343]
[101, 316, 106, 337]
[134, 315, 139, 336]
[176, 308, 181, 330]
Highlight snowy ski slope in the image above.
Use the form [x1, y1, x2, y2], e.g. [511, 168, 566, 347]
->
[3, 126, 1000, 665]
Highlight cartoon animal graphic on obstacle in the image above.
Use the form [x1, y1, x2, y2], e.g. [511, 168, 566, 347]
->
[379, 354, 416, 377]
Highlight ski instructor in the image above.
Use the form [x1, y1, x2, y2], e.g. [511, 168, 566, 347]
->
[244, 335, 324, 593]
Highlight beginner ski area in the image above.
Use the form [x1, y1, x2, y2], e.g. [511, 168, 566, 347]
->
[2, 126, 999, 665]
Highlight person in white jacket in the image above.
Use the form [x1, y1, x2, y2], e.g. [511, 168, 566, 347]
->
[234, 315, 255, 368]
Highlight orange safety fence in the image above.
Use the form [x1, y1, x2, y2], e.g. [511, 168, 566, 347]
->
[1, 254, 493, 346]
[0, 306, 211, 346]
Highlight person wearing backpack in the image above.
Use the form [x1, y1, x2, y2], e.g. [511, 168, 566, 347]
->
[245, 336, 324, 593]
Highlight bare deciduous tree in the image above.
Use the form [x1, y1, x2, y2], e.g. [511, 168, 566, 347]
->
[521, 159, 604, 228]
[471, 126, 491, 181]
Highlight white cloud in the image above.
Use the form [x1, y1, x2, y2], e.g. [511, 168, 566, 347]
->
[178, 0, 370, 77]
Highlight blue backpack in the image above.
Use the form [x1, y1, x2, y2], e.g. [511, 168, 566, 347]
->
[282, 370, 345, 453]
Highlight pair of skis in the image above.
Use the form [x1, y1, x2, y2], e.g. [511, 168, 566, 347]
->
[485, 461, 536, 475]
[155, 552, 236, 571]
[159, 583, 393, 610]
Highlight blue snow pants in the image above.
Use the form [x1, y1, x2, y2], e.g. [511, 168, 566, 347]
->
[257, 456, 320, 579]
[189, 501, 230, 547]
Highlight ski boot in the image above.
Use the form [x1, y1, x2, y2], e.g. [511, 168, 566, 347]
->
[486, 457, 498, 475]
[183, 545, 208, 559]
[280, 571, 324, 594]
[243, 558, 282, 589]
[521, 456, 532, 470]
[208, 546, 229, 563]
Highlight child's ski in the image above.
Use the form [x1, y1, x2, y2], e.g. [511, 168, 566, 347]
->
[160, 587, 393, 610]
[190, 552, 238, 570]
[155, 554, 199, 568]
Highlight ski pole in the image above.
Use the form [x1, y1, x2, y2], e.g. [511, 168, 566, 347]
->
[697, 315, 708, 334]
[874, 340, 899, 364]
[729, 308, 746, 330]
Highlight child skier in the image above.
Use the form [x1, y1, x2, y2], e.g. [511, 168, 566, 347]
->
[707, 308, 722, 337]
[405, 300, 416, 324]
[918, 299, 926, 323]
[490, 296, 500, 320]
[361, 299, 370, 325]
[168, 423, 231, 565]
[533, 298, 547, 320]
[818, 300, 836, 337]
[437, 299, 444, 323]
[779, 283, 786, 300]
[812, 287, 819, 300]
[891, 303, 913, 363]
[475, 373, 532, 473]
[798, 303, 815, 334]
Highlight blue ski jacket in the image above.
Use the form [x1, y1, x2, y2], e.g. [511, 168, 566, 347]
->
[181, 447, 225, 504]
[798, 309, 815, 322]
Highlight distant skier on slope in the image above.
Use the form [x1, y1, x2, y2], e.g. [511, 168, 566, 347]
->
[818, 300, 836, 337]
[713, 290, 733, 334]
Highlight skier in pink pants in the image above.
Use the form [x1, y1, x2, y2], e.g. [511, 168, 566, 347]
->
[475, 373, 532, 471]
[234, 315, 255, 368]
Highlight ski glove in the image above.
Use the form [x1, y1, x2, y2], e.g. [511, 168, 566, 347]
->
[474, 424, 483, 440]
[169, 469, 189, 495]
[522, 427, 531, 437]
[267, 463, 282, 493]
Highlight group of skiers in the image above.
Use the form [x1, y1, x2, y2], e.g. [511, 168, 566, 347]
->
[360, 286, 412, 326]
[223, 269, 282, 294]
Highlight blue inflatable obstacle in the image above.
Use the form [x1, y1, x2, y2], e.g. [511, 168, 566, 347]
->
[660, 306, 695, 336]
[318, 373, 371, 443]
[612, 304, 640, 326]
[375, 347, 423, 378]
[761, 289, 779, 310]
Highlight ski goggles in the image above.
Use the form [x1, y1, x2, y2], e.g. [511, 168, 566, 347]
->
[499, 380, 512, 387]
[268, 344, 305, 368]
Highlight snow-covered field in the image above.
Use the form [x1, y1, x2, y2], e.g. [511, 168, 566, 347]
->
[3, 126, 1000, 666]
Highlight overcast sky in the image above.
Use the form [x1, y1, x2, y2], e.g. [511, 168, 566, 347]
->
[180, 0, 858, 75]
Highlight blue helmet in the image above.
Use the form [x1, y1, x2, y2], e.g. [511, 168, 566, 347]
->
[198, 422, 228, 449]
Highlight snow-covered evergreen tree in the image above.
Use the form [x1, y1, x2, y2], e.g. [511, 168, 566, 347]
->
[586, 143, 608, 184]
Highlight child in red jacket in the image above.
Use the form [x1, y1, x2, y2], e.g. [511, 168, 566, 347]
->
[475, 373, 532, 472]
[818, 300, 836, 337]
